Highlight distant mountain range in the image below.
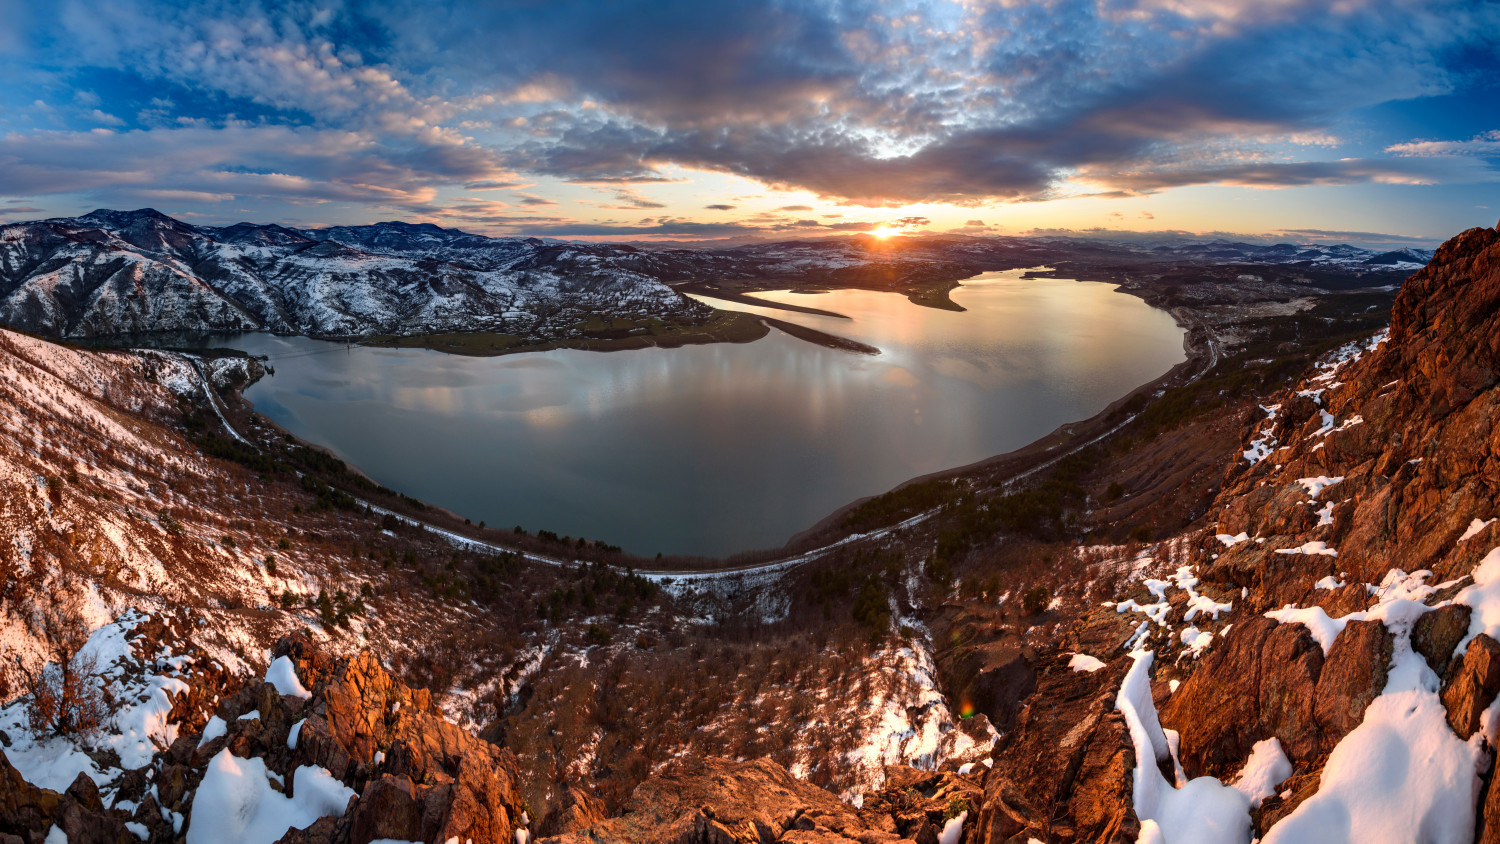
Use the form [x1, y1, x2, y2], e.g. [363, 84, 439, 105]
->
[0, 209, 1432, 340]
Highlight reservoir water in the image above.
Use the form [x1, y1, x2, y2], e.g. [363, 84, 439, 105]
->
[197, 270, 1185, 557]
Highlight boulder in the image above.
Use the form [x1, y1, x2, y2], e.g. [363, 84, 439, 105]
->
[542, 757, 916, 843]
[971, 652, 1138, 843]
[350, 776, 421, 844]
[1163, 613, 1392, 777]
[538, 785, 608, 837]
[1160, 616, 1324, 776]
[0, 750, 60, 844]
[1478, 763, 1500, 844]
[1312, 620, 1392, 748]
[51, 773, 129, 844]
[1442, 633, 1500, 738]
[862, 766, 982, 844]
[1412, 604, 1472, 679]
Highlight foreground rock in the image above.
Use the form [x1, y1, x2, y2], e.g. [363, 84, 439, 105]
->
[199, 634, 530, 844]
[2, 631, 530, 844]
[540, 757, 981, 844]
[0, 752, 129, 844]
[972, 652, 1138, 843]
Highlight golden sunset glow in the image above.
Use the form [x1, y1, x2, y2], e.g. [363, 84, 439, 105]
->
[0, 2, 1477, 244]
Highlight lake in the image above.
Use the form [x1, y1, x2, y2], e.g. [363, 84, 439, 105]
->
[196, 269, 1185, 557]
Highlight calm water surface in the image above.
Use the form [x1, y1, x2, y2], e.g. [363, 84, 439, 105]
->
[200, 270, 1185, 557]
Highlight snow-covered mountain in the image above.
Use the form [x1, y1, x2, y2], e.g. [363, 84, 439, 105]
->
[0, 209, 702, 339]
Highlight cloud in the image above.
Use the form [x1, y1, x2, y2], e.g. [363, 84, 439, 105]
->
[1020, 225, 1440, 248]
[0, 124, 513, 208]
[595, 186, 665, 209]
[0, 0, 1495, 219]
[474, 214, 882, 241]
[512, 192, 557, 207]
[87, 109, 125, 126]
[1386, 130, 1500, 157]
[704, 203, 736, 210]
[370, 0, 871, 127]
[776, 204, 814, 211]
[1074, 156, 1500, 194]
[487, 0, 1500, 204]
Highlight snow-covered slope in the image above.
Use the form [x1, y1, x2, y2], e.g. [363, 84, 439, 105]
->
[0, 209, 701, 339]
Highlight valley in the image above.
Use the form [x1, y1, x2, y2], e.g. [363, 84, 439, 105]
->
[181, 269, 1185, 558]
[3, 208, 1494, 844]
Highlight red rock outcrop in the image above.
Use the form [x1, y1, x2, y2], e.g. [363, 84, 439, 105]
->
[1212, 223, 1500, 592]
[1442, 633, 1500, 739]
[0, 752, 129, 844]
[1164, 221, 1500, 833]
[971, 652, 1138, 843]
[539, 756, 983, 844]
[169, 633, 529, 844]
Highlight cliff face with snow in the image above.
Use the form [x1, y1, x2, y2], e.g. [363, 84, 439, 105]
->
[1097, 222, 1500, 843]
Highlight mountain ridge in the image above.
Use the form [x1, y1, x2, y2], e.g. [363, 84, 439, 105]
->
[0, 209, 1429, 344]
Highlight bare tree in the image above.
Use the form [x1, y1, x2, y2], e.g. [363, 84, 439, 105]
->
[25, 606, 107, 743]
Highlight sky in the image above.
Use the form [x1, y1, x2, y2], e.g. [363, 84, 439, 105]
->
[0, 0, 1496, 245]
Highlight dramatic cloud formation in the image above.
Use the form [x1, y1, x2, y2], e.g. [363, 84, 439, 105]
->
[0, 0, 1494, 238]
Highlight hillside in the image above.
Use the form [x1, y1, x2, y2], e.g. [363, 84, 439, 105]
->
[0, 209, 701, 341]
[0, 326, 994, 842]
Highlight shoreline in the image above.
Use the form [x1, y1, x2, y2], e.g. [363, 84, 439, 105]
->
[359, 309, 770, 357]
[678, 275, 967, 313]
[777, 304, 1215, 554]
[198, 285, 1212, 573]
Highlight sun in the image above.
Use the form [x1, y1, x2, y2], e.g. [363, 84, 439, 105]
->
[869, 226, 903, 239]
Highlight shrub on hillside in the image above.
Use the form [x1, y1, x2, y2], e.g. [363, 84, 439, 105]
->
[841, 479, 959, 532]
[27, 651, 107, 742]
[1021, 585, 1050, 616]
[25, 613, 107, 743]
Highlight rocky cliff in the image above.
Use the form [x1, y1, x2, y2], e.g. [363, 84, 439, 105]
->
[903, 219, 1500, 842]
[1142, 221, 1500, 841]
